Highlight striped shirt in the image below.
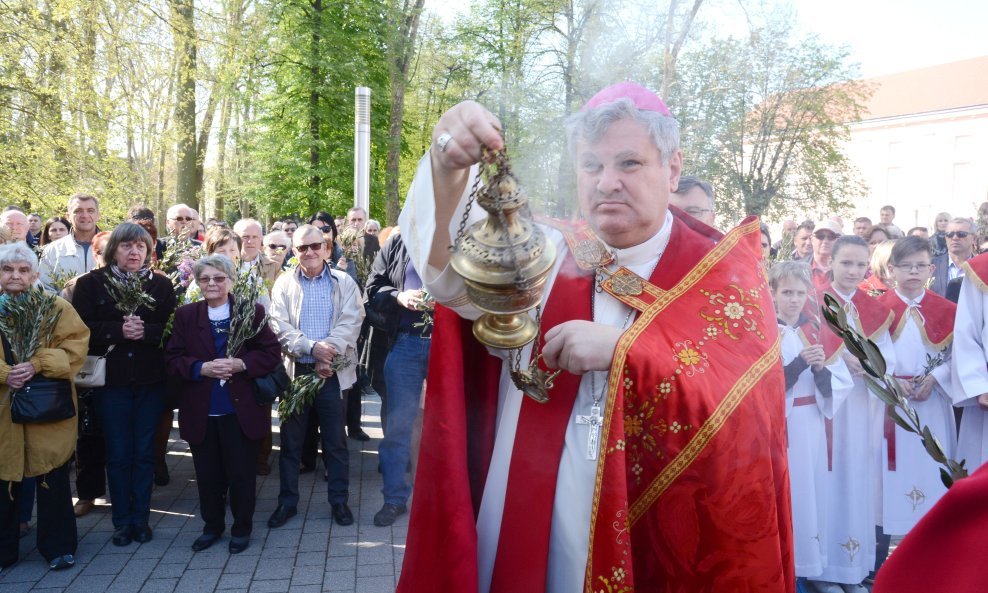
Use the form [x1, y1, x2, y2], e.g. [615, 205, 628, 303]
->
[297, 264, 335, 363]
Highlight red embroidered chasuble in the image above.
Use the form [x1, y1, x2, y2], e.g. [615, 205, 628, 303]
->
[962, 252, 988, 293]
[878, 290, 955, 350]
[396, 214, 794, 593]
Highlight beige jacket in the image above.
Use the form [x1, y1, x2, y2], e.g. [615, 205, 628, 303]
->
[269, 264, 365, 389]
[0, 297, 90, 481]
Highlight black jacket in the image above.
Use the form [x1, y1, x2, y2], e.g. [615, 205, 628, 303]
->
[72, 267, 178, 387]
[364, 233, 419, 342]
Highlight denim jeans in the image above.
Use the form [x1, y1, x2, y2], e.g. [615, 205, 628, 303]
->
[96, 383, 165, 528]
[278, 373, 348, 506]
[379, 332, 431, 505]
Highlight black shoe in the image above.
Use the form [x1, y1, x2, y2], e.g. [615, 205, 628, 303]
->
[154, 465, 170, 486]
[133, 524, 153, 543]
[373, 503, 407, 527]
[112, 526, 133, 547]
[48, 554, 75, 571]
[331, 503, 354, 526]
[348, 428, 371, 441]
[192, 532, 222, 552]
[229, 536, 250, 554]
[267, 505, 297, 528]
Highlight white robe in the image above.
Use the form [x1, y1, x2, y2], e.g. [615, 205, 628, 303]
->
[818, 289, 896, 584]
[951, 274, 988, 471]
[781, 323, 852, 577]
[398, 154, 671, 593]
[881, 290, 955, 535]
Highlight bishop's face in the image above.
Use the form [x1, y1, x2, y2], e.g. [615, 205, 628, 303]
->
[575, 118, 681, 249]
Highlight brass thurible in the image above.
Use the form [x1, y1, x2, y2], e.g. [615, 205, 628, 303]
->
[450, 147, 556, 351]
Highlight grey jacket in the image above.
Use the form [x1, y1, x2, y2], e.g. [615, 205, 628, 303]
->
[268, 264, 365, 389]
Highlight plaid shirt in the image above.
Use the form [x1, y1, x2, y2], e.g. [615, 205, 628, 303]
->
[296, 264, 335, 363]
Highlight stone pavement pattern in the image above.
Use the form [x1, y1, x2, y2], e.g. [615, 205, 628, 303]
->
[1, 395, 406, 593]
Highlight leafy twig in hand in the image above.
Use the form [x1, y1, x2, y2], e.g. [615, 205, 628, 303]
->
[225, 270, 269, 359]
[0, 287, 62, 362]
[105, 273, 157, 316]
[821, 293, 967, 488]
[278, 374, 324, 420]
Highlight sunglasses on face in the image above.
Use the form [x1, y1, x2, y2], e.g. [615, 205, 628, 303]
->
[318, 225, 333, 233]
[266, 244, 288, 251]
[814, 232, 838, 241]
[295, 242, 324, 253]
[198, 275, 229, 285]
[946, 231, 971, 239]
[171, 216, 194, 222]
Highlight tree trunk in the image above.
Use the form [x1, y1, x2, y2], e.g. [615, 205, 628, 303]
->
[171, 0, 198, 210]
[384, 0, 427, 225]
[195, 87, 219, 201]
[214, 95, 232, 220]
[307, 0, 324, 213]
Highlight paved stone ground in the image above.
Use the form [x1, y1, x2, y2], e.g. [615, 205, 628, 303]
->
[1, 394, 407, 593]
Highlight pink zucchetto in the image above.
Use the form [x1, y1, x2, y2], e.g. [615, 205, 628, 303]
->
[581, 81, 672, 115]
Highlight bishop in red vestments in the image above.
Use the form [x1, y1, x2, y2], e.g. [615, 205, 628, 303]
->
[395, 83, 795, 593]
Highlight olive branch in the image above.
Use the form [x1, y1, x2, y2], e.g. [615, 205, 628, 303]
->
[820, 293, 967, 488]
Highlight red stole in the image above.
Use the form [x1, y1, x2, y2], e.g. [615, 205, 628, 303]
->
[585, 217, 794, 593]
[962, 252, 988, 294]
[878, 290, 955, 350]
[858, 274, 891, 297]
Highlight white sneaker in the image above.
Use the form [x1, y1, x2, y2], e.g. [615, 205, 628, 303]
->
[807, 582, 845, 593]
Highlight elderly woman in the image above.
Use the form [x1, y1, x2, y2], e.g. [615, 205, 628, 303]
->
[71, 223, 176, 547]
[164, 255, 281, 554]
[0, 244, 89, 573]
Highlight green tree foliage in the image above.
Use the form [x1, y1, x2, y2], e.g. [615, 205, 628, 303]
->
[239, 0, 391, 221]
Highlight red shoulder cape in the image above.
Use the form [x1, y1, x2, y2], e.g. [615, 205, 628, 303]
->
[962, 252, 988, 293]
[877, 290, 955, 349]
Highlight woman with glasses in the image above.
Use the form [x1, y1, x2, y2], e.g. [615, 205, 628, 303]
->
[71, 223, 177, 547]
[165, 254, 281, 554]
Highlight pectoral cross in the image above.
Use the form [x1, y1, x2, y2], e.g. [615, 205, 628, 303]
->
[576, 405, 603, 460]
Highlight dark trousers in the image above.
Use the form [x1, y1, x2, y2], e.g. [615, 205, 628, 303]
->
[345, 388, 361, 431]
[96, 383, 165, 528]
[0, 460, 77, 566]
[278, 371, 347, 507]
[190, 415, 258, 538]
[75, 432, 106, 500]
[301, 407, 323, 469]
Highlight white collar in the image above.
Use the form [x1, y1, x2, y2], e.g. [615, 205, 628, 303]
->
[832, 286, 857, 302]
[894, 289, 925, 306]
[604, 212, 673, 268]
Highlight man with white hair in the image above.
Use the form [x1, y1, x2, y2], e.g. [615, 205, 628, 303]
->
[166, 203, 201, 243]
[233, 218, 280, 286]
[396, 83, 793, 593]
[39, 194, 101, 292]
[263, 230, 292, 268]
[1, 208, 29, 243]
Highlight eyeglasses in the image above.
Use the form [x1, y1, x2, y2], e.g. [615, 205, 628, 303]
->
[266, 244, 288, 251]
[683, 207, 712, 217]
[198, 275, 229, 285]
[893, 263, 931, 272]
[318, 225, 333, 233]
[814, 232, 838, 241]
[295, 242, 324, 253]
[946, 231, 971, 239]
[170, 216, 194, 222]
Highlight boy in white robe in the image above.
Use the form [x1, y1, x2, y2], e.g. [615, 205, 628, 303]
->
[877, 236, 957, 538]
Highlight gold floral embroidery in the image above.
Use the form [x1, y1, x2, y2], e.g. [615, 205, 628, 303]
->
[673, 339, 708, 377]
[625, 415, 643, 437]
[595, 574, 634, 593]
[611, 567, 626, 582]
[699, 284, 766, 340]
[677, 347, 700, 366]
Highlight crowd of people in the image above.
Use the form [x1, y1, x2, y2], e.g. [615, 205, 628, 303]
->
[0, 195, 428, 575]
[2, 81, 987, 593]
